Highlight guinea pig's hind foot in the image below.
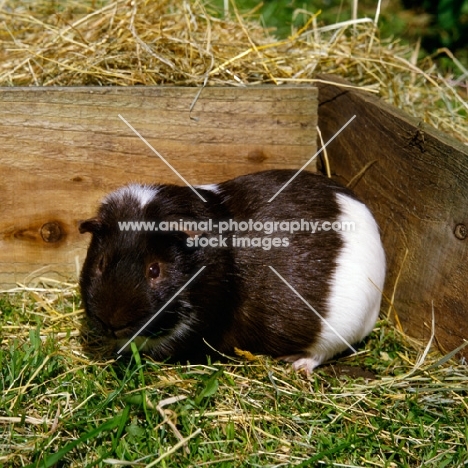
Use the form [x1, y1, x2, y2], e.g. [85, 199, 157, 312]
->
[279, 354, 324, 375]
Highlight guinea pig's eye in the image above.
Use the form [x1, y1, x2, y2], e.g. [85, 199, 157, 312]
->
[146, 262, 161, 281]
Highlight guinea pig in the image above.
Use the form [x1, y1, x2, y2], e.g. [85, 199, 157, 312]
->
[79, 169, 385, 373]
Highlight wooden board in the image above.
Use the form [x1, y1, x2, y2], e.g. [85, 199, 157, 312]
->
[316, 74, 468, 358]
[0, 86, 317, 287]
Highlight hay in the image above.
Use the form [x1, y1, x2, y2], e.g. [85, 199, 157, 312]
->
[0, 0, 466, 144]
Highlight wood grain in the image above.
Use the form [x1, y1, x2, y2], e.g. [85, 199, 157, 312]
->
[0, 86, 317, 287]
[316, 74, 468, 357]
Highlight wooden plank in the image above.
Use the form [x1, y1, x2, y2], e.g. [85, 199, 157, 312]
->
[316, 74, 468, 358]
[0, 86, 317, 287]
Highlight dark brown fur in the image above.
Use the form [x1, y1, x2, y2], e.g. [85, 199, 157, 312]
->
[80, 170, 354, 362]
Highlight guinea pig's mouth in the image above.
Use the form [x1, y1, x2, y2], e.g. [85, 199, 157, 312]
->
[112, 324, 167, 340]
[112, 327, 134, 339]
[87, 311, 173, 344]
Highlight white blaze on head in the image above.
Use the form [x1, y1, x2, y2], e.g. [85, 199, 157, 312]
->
[196, 184, 220, 194]
[104, 184, 159, 208]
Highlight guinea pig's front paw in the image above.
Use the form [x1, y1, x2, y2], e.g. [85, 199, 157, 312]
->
[280, 353, 324, 375]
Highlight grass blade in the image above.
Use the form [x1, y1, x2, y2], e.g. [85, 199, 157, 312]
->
[25, 409, 130, 468]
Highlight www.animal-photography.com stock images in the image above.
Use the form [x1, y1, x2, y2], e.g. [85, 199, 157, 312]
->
[1, 0, 468, 466]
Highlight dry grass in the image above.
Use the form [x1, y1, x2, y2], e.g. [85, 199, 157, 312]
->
[0, 0, 467, 144]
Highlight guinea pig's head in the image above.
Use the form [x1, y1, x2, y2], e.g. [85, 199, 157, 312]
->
[79, 184, 225, 356]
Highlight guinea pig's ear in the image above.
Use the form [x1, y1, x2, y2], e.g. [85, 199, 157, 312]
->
[79, 218, 102, 234]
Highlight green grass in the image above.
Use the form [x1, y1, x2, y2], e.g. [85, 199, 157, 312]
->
[1, 284, 467, 467]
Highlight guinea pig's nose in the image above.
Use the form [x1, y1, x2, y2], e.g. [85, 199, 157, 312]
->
[106, 309, 135, 337]
[89, 314, 113, 335]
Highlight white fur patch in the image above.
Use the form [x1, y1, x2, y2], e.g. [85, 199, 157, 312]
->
[304, 192, 386, 366]
[196, 183, 220, 194]
[104, 184, 158, 208]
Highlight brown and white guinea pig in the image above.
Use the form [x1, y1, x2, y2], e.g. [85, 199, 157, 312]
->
[79, 169, 385, 373]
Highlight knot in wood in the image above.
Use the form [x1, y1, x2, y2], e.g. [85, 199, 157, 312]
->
[247, 149, 267, 163]
[41, 222, 63, 243]
[454, 224, 467, 240]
